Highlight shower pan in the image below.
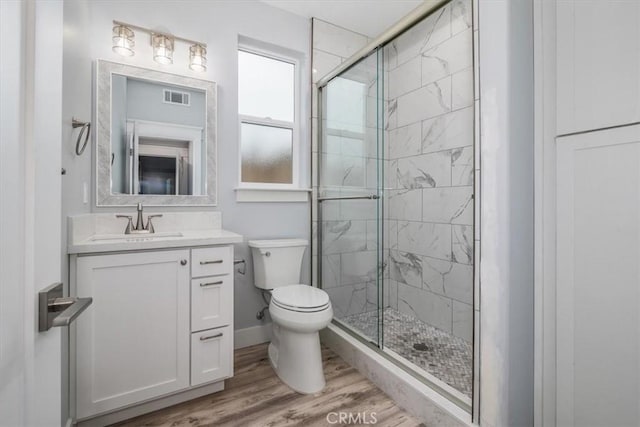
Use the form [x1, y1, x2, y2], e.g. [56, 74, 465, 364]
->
[315, 0, 477, 415]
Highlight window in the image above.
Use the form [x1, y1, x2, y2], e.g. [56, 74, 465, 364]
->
[238, 48, 298, 187]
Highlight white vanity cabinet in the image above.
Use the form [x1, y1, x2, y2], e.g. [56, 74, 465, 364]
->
[73, 244, 235, 422]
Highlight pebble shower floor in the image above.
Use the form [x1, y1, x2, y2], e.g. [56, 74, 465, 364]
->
[342, 307, 472, 398]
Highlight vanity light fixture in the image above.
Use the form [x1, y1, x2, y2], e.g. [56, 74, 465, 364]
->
[152, 34, 174, 65]
[112, 24, 135, 56]
[189, 44, 207, 72]
[112, 20, 207, 72]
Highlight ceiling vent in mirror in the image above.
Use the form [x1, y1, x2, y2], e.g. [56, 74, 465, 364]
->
[163, 89, 190, 106]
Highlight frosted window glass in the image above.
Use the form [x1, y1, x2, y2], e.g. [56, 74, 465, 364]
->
[241, 123, 292, 184]
[238, 51, 295, 122]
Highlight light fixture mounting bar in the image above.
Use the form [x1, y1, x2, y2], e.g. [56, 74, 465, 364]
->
[112, 20, 207, 48]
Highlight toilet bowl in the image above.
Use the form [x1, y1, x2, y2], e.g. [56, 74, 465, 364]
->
[249, 239, 333, 394]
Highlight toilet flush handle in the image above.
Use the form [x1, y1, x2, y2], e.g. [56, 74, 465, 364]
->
[259, 249, 271, 257]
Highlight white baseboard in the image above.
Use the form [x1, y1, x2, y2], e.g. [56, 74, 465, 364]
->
[234, 323, 272, 349]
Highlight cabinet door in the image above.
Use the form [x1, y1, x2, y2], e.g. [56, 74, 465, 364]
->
[557, 1, 640, 134]
[191, 326, 232, 386]
[75, 249, 190, 420]
[556, 124, 640, 427]
[191, 276, 232, 332]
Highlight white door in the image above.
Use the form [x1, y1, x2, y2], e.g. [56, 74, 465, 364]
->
[556, 124, 640, 427]
[0, 1, 65, 426]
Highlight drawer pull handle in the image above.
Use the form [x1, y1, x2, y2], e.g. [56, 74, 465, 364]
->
[200, 280, 223, 287]
[200, 332, 223, 341]
[200, 259, 223, 265]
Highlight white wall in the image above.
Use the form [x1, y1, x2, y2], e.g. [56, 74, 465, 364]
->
[479, 0, 534, 425]
[61, 0, 312, 334]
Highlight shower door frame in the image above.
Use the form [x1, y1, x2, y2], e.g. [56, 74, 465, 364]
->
[314, 0, 477, 419]
[316, 46, 386, 349]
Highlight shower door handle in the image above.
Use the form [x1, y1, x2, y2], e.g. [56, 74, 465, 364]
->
[317, 194, 379, 202]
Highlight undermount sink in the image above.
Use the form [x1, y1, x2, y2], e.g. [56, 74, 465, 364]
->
[89, 232, 184, 242]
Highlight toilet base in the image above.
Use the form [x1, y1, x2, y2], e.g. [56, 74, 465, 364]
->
[268, 325, 326, 394]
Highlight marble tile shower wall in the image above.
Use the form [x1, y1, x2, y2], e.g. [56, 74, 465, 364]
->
[310, 20, 381, 320]
[384, 0, 475, 342]
[311, 0, 478, 345]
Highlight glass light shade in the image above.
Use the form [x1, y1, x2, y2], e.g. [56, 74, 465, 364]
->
[112, 25, 134, 56]
[189, 44, 207, 72]
[152, 34, 174, 65]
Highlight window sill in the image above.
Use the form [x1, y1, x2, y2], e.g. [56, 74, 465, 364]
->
[234, 187, 311, 203]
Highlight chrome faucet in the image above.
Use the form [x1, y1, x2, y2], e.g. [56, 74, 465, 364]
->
[116, 203, 163, 234]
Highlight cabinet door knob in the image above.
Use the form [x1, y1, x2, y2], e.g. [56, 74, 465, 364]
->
[180, 259, 188, 266]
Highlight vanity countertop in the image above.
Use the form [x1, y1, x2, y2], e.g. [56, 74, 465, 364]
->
[68, 229, 243, 254]
[68, 212, 243, 254]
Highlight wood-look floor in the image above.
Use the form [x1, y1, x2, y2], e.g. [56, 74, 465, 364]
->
[113, 343, 424, 427]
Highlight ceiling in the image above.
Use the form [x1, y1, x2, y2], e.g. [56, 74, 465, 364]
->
[261, 0, 424, 38]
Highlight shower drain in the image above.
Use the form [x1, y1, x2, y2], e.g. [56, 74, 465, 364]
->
[413, 343, 431, 351]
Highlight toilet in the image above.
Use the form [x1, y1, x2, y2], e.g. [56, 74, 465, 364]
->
[248, 238, 333, 394]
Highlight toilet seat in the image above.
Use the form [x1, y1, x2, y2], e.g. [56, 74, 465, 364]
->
[271, 285, 331, 313]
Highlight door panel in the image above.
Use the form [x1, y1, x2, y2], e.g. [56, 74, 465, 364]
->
[556, 1, 640, 134]
[318, 48, 384, 346]
[0, 1, 64, 425]
[556, 124, 640, 426]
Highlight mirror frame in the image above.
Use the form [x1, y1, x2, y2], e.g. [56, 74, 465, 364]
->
[95, 60, 217, 206]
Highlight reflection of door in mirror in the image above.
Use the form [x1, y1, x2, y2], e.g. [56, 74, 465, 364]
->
[124, 120, 203, 196]
[138, 139, 189, 195]
[110, 75, 206, 196]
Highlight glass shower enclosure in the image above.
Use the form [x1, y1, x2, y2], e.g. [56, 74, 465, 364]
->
[317, 0, 475, 413]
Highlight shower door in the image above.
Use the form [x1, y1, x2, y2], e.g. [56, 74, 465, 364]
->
[318, 49, 385, 346]
[317, 0, 476, 412]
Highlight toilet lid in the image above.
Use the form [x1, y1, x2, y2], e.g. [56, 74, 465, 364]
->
[271, 285, 330, 311]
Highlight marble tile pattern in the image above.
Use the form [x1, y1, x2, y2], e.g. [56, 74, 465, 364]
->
[343, 308, 473, 398]
[381, 0, 475, 343]
[314, 0, 477, 346]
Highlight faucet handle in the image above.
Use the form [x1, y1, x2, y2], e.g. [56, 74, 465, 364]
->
[115, 215, 133, 234]
[146, 214, 163, 233]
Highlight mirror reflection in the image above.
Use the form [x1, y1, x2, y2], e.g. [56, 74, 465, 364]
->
[110, 75, 207, 196]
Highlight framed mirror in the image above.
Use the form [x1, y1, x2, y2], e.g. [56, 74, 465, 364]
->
[96, 60, 217, 206]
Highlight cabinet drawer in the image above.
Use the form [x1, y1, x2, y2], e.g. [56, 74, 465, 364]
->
[191, 326, 232, 386]
[191, 276, 232, 332]
[191, 246, 232, 278]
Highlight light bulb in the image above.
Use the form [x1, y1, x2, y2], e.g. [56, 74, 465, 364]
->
[112, 25, 134, 56]
[152, 34, 174, 65]
[189, 44, 207, 72]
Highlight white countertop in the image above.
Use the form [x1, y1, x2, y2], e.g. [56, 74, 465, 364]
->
[67, 212, 243, 254]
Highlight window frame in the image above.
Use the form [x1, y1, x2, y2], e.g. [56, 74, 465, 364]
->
[237, 45, 301, 190]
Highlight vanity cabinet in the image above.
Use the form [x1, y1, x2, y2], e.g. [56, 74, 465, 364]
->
[73, 245, 234, 421]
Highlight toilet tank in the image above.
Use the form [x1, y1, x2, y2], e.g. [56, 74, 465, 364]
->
[248, 239, 308, 289]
